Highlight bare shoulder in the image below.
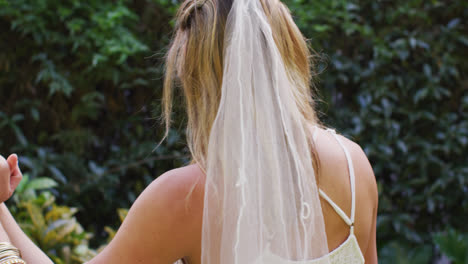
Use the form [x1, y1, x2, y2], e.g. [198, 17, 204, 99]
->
[143, 163, 206, 233]
[336, 135, 379, 262]
[147, 164, 205, 204]
[90, 164, 204, 264]
[313, 126, 378, 259]
[336, 133, 378, 205]
[314, 126, 378, 204]
[143, 163, 205, 222]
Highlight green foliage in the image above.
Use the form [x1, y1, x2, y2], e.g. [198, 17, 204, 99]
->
[284, 0, 468, 258]
[0, 0, 467, 262]
[13, 174, 57, 202]
[9, 175, 130, 263]
[379, 241, 432, 264]
[0, 112, 27, 146]
[434, 229, 468, 264]
[0, 0, 185, 245]
[9, 175, 96, 264]
[99, 208, 128, 251]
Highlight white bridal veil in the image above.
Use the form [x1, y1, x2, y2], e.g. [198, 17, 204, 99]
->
[201, 0, 329, 262]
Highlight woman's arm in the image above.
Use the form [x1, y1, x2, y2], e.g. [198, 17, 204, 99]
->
[363, 199, 378, 263]
[0, 220, 11, 243]
[0, 203, 54, 264]
[0, 154, 52, 263]
[0, 164, 204, 264]
[356, 145, 378, 264]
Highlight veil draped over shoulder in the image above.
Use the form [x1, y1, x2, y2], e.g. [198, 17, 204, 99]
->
[201, 0, 330, 263]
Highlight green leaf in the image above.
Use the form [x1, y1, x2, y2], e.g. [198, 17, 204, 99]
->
[47, 166, 67, 184]
[433, 229, 468, 263]
[26, 178, 58, 191]
[30, 108, 40, 122]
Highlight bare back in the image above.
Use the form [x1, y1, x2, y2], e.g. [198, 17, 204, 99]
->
[177, 126, 378, 264]
[89, 126, 378, 264]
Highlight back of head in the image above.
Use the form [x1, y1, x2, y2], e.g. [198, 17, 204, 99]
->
[164, 0, 331, 262]
[163, 0, 321, 168]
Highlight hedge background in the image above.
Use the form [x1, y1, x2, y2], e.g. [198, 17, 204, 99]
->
[0, 0, 467, 263]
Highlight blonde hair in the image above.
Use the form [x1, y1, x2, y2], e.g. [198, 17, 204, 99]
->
[163, 0, 322, 170]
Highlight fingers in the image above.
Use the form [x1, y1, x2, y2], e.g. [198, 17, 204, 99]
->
[6, 154, 18, 172]
[6, 154, 21, 177]
[10, 169, 22, 194]
[6, 154, 22, 196]
[0, 156, 10, 203]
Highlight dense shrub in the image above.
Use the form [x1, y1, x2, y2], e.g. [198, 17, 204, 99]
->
[0, 0, 188, 245]
[284, 0, 468, 252]
[10, 175, 96, 264]
[0, 0, 467, 262]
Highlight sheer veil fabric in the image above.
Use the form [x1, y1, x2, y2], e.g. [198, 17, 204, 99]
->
[201, 0, 330, 263]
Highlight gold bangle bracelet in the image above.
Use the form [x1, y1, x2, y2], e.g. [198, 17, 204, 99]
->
[0, 248, 19, 255]
[0, 256, 19, 262]
[0, 243, 20, 256]
[0, 252, 14, 259]
[0, 249, 20, 255]
[0, 253, 19, 261]
[0, 258, 26, 264]
[0, 254, 25, 264]
[0, 243, 24, 264]
[0, 244, 17, 251]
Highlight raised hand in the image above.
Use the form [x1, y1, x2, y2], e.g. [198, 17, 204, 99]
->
[0, 154, 23, 203]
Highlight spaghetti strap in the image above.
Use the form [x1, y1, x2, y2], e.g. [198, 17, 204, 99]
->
[318, 189, 353, 226]
[314, 126, 356, 234]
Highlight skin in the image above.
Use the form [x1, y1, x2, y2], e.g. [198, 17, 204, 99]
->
[0, 154, 22, 205]
[0, 152, 11, 244]
[0, 126, 378, 263]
